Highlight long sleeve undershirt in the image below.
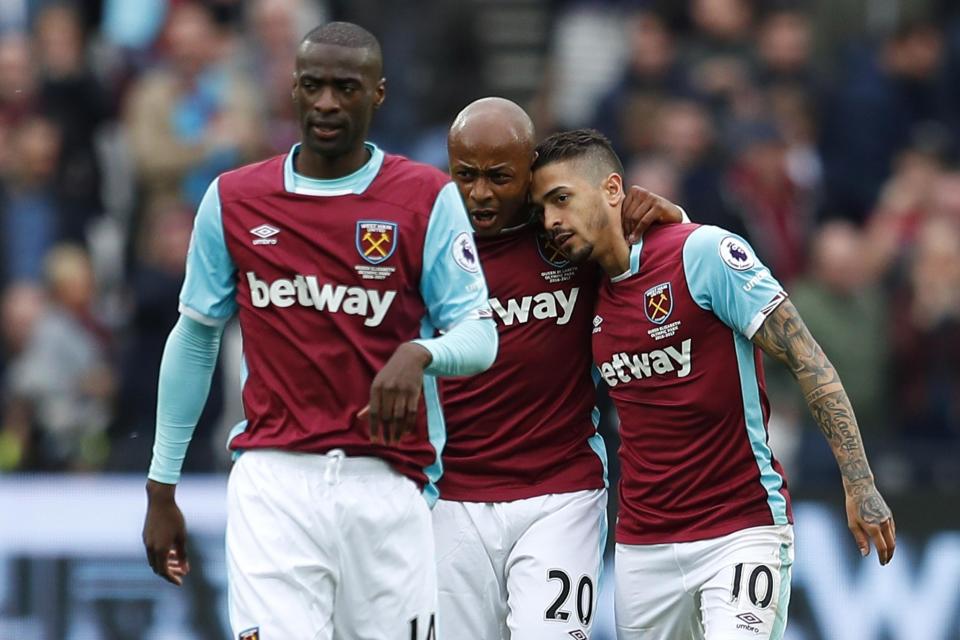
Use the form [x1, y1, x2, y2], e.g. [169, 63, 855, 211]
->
[147, 315, 223, 484]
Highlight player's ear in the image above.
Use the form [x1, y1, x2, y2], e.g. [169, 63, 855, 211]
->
[604, 172, 625, 206]
[373, 78, 386, 109]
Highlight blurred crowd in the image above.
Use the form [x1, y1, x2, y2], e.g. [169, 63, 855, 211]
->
[0, 0, 957, 492]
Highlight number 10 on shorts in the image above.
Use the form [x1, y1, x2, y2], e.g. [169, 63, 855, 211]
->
[730, 563, 774, 608]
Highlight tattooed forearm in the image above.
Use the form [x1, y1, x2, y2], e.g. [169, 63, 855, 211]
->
[754, 301, 895, 554]
[840, 460, 873, 483]
[752, 300, 873, 487]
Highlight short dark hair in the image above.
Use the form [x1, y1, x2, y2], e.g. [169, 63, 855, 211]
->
[301, 22, 383, 74]
[532, 129, 624, 178]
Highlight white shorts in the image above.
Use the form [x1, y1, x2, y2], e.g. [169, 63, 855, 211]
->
[615, 525, 794, 640]
[433, 488, 607, 640]
[226, 449, 437, 640]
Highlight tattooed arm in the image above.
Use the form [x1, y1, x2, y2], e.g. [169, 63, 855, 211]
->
[752, 299, 896, 565]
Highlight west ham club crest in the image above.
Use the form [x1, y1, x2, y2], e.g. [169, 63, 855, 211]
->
[537, 233, 570, 269]
[644, 282, 673, 325]
[356, 220, 398, 265]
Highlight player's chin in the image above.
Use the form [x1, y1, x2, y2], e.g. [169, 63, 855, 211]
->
[563, 241, 593, 265]
[305, 131, 351, 156]
[470, 211, 504, 236]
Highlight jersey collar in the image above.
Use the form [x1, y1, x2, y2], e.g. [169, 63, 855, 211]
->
[283, 142, 384, 196]
[610, 238, 643, 283]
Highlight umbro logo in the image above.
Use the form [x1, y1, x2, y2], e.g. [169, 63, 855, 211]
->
[593, 315, 603, 334]
[736, 612, 763, 625]
[250, 224, 280, 245]
[568, 631, 588, 640]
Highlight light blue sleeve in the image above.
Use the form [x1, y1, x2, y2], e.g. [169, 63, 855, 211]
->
[178, 178, 238, 326]
[418, 182, 492, 329]
[413, 182, 496, 375]
[148, 315, 223, 484]
[682, 226, 788, 338]
[414, 317, 497, 376]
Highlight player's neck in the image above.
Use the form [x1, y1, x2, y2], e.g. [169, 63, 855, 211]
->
[597, 233, 631, 278]
[295, 145, 371, 180]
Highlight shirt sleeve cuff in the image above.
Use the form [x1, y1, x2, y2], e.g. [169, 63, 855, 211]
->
[178, 303, 230, 327]
[744, 291, 788, 339]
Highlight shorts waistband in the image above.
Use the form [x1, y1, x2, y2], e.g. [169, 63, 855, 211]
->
[243, 448, 393, 477]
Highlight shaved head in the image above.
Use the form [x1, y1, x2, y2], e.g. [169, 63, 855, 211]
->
[449, 97, 535, 155]
[300, 21, 383, 77]
[447, 97, 538, 236]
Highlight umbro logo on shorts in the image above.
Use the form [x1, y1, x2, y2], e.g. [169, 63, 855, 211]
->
[736, 612, 763, 625]
[568, 631, 588, 640]
[238, 628, 259, 640]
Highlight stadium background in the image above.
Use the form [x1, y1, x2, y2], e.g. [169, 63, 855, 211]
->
[0, 0, 958, 638]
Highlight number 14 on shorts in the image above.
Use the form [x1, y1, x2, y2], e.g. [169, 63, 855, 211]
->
[409, 613, 436, 640]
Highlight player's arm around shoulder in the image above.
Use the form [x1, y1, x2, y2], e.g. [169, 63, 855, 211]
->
[621, 186, 689, 244]
[751, 295, 896, 566]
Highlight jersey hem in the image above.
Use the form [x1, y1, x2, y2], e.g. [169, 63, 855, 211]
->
[438, 476, 606, 502]
[228, 442, 429, 490]
[615, 512, 794, 545]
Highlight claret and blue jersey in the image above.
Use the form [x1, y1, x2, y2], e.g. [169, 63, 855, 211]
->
[593, 223, 793, 545]
[440, 226, 608, 502]
[177, 142, 492, 500]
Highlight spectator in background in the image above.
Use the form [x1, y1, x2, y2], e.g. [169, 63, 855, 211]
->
[2, 245, 115, 471]
[865, 145, 945, 276]
[821, 21, 952, 221]
[124, 1, 262, 210]
[928, 169, 960, 223]
[753, 6, 824, 201]
[684, 0, 756, 115]
[754, 6, 818, 94]
[0, 283, 44, 470]
[625, 154, 681, 204]
[34, 2, 113, 245]
[767, 87, 823, 199]
[891, 216, 960, 450]
[0, 33, 36, 127]
[652, 98, 748, 238]
[591, 8, 692, 156]
[0, 117, 61, 285]
[724, 118, 815, 281]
